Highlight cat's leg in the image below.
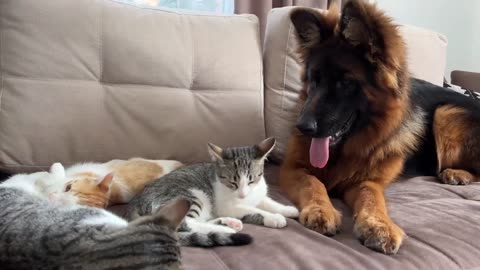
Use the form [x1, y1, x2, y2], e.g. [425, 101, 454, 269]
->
[208, 217, 243, 232]
[258, 197, 299, 218]
[229, 205, 287, 228]
[184, 217, 237, 234]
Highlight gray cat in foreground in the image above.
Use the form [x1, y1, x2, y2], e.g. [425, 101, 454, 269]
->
[126, 137, 299, 247]
[0, 164, 188, 270]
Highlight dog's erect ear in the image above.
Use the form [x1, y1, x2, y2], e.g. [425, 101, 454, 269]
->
[339, 1, 382, 62]
[290, 8, 323, 48]
[290, 7, 339, 50]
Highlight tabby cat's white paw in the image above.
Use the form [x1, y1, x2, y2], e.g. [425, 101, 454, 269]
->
[216, 226, 237, 234]
[281, 206, 300, 218]
[218, 217, 243, 232]
[264, 213, 287, 228]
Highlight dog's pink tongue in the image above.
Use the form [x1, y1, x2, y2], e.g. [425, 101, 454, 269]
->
[310, 137, 330, 168]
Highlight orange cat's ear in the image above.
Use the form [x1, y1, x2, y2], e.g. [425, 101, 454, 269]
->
[98, 173, 114, 193]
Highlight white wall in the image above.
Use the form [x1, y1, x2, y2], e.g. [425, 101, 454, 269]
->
[471, 4, 480, 74]
[373, 0, 480, 80]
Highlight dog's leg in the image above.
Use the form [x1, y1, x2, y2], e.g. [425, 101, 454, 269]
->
[434, 105, 480, 185]
[439, 169, 476, 185]
[279, 135, 341, 236]
[344, 181, 405, 255]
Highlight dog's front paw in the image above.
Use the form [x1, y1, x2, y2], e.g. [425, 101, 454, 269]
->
[263, 213, 287, 228]
[281, 206, 300, 218]
[299, 204, 341, 236]
[439, 169, 474, 185]
[354, 214, 405, 254]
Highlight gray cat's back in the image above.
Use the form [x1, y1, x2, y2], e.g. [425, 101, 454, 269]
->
[0, 187, 183, 270]
[127, 163, 215, 218]
[0, 187, 103, 228]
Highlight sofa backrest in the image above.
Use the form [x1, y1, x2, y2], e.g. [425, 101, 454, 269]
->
[263, 7, 448, 160]
[0, 0, 264, 173]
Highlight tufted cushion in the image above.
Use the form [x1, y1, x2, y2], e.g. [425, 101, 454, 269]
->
[0, 0, 264, 173]
[263, 7, 448, 160]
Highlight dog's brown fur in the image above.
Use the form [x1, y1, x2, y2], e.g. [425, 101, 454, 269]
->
[280, 1, 480, 254]
[434, 105, 480, 185]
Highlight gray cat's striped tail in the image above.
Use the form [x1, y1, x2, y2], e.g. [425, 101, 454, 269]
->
[178, 232, 252, 247]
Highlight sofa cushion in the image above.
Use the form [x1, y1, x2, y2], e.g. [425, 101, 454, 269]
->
[263, 7, 448, 160]
[0, 0, 264, 173]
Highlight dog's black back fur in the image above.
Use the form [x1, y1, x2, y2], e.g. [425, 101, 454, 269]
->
[404, 78, 480, 176]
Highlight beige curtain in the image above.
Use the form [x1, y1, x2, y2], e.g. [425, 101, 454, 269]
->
[234, 0, 343, 40]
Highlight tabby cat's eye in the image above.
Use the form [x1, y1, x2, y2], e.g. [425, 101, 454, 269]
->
[231, 182, 238, 189]
[248, 181, 255, 185]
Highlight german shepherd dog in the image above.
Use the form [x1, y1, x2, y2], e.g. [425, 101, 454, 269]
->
[280, 0, 480, 254]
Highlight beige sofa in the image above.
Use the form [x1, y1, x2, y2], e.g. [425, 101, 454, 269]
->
[3, 1, 480, 269]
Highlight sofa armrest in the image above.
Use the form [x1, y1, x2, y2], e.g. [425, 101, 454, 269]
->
[451, 70, 480, 92]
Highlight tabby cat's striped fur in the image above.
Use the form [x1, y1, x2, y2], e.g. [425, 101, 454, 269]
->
[126, 138, 299, 247]
[0, 165, 188, 270]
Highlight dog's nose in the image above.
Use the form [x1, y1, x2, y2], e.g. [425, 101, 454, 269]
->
[296, 119, 317, 136]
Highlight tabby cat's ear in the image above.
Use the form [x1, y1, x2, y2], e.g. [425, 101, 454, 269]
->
[207, 143, 224, 162]
[256, 137, 276, 160]
[155, 199, 190, 230]
[97, 173, 114, 193]
[49, 163, 65, 178]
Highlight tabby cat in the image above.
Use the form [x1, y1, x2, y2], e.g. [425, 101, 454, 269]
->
[126, 137, 299, 247]
[0, 164, 188, 270]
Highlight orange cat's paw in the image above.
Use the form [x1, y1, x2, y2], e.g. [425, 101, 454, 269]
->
[299, 204, 341, 236]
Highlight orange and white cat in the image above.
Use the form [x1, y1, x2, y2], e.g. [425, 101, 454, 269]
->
[63, 158, 183, 208]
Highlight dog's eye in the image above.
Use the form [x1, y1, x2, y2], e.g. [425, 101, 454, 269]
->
[65, 184, 72, 192]
[343, 79, 354, 87]
[337, 79, 355, 94]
